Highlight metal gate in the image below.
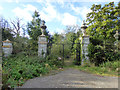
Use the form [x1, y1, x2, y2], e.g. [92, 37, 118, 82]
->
[47, 42, 81, 66]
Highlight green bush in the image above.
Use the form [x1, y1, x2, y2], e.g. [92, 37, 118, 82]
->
[100, 60, 120, 71]
[46, 54, 63, 67]
[88, 37, 119, 66]
[88, 43, 105, 66]
[2, 54, 59, 88]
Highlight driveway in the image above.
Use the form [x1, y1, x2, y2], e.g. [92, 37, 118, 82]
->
[17, 68, 118, 88]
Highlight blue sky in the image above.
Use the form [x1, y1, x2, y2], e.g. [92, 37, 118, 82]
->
[0, 0, 119, 37]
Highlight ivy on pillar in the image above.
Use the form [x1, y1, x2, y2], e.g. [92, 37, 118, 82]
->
[80, 20, 90, 65]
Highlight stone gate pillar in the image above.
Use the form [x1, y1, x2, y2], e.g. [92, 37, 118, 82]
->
[38, 20, 47, 57]
[80, 20, 89, 65]
[2, 39, 13, 57]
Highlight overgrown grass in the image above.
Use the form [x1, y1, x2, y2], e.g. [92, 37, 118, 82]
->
[2, 53, 62, 88]
[70, 60, 120, 77]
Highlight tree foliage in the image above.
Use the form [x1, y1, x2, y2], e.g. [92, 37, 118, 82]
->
[27, 10, 42, 40]
[86, 2, 120, 40]
[86, 2, 120, 66]
[27, 10, 51, 52]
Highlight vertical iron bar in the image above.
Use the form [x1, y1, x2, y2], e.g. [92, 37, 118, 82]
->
[63, 44, 64, 66]
[79, 42, 80, 65]
[76, 46, 77, 64]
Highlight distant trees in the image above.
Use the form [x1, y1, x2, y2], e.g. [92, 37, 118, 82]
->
[0, 18, 14, 41]
[10, 18, 25, 37]
[50, 25, 82, 65]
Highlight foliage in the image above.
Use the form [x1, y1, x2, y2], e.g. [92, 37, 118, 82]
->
[86, 2, 120, 40]
[46, 54, 63, 68]
[74, 60, 120, 76]
[2, 53, 60, 88]
[100, 60, 120, 71]
[50, 25, 82, 66]
[12, 36, 29, 54]
[2, 28, 14, 41]
[50, 34, 64, 57]
[0, 18, 14, 41]
[27, 10, 51, 52]
[27, 10, 42, 40]
[87, 2, 120, 66]
[73, 38, 81, 65]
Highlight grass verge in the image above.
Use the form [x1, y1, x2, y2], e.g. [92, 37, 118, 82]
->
[64, 60, 120, 77]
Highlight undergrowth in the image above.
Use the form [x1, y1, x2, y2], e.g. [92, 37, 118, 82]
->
[2, 53, 62, 88]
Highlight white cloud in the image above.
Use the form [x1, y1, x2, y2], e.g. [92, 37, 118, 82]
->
[0, 6, 3, 15]
[40, 3, 61, 22]
[12, 4, 38, 37]
[4, 0, 19, 3]
[24, 4, 37, 12]
[13, 7, 32, 21]
[56, 28, 65, 34]
[12, 4, 37, 21]
[49, 31, 55, 35]
[56, 0, 65, 7]
[2, 0, 119, 2]
[0, 6, 3, 11]
[36, 0, 44, 3]
[70, 4, 91, 20]
[62, 13, 77, 26]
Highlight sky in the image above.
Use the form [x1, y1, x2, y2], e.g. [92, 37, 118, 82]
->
[0, 0, 119, 37]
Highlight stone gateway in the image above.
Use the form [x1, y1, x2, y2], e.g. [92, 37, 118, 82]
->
[38, 20, 47, 57]
[2, 39, 13, 57]
[80, 21, 90, 65]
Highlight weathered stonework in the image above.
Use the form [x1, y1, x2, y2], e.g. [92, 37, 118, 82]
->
[81, 36, 89, 65]
[38, 20, 47, 57]
[38, 35, 47, 57]
[80, 21, 90, 65]
[2, 39, 13, 57]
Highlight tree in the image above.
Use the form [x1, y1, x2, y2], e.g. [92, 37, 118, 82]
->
[2, 28, 14, 41]
[86, 2, 120, 40]
[86, 2, 120, 65]
[27, 10, 50, 52]
[27, 10, 42, 40]
[0, 18, 14, 41]
[10, 18, 25, 37]
[50, 25, 81, 59]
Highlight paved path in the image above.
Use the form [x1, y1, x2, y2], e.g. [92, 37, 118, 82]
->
[19, 68, 118, 88]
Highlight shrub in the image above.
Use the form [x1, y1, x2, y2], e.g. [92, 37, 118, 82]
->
[100, 60, 120, 71]
[2, 54, 59, 88]
[88, 37, 119, 66]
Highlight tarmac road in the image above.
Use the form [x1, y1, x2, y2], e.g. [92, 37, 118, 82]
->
[19, 68, 118, 88]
